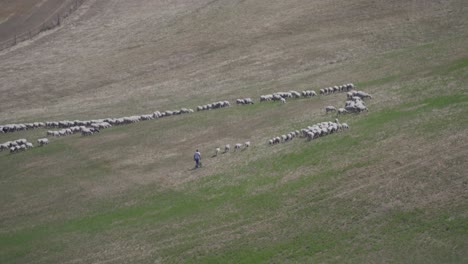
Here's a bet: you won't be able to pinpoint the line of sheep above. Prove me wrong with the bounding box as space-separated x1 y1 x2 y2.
1 82 358 136
319 83 355 95
236 98 254 105
325 90 373 114
259 91 303 103
47 126 103 137
259 83 354 104
196 101 231 111
0 122 45 133
0 107 196 135
1 82 359 136
0 138 48 153
214 141 251 156
268 119 349 145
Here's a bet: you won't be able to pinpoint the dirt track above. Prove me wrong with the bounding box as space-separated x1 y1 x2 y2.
0 0 75 44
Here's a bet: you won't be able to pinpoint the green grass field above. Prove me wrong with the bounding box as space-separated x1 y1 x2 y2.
0 0 467 263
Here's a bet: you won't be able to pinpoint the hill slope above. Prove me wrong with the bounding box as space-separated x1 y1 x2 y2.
0 0 467 263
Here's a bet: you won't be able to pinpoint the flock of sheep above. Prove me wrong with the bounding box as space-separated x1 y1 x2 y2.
213 141 251 156
236 98 254 105
0 138 48 153
257 83 355 105
268 119 349 145
319 83 355 95
0 107 198 154
0 82 373 158
196 101 230 111
0 107 197 135
325 89 373 114
260 91 303 103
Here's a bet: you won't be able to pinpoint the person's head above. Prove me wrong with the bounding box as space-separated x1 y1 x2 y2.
196 149 199 152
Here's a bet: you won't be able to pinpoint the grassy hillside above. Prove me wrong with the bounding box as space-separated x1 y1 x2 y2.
0 0 467 263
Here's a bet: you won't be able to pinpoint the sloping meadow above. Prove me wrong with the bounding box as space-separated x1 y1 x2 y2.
0 0 467 263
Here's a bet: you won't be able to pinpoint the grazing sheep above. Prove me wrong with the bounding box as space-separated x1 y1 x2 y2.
337 108 348 115
215 147 221 156
244 141 250 148
244 98 254 104
355 91 372 99
290 91 301 98
197 100 230 112
37 138 49 146
25 142 33 149
236 98 254 105
274 137 281 144
224 144 230 153
302 90 317 97
260 95 273 101
81 128 93 136
280 97 286 103
325 106 336 113
15 139 27 145
0 143 8 151
316 83 355 96
234 143 242 150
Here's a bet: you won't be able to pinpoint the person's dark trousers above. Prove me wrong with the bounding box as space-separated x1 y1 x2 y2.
195 159 199 168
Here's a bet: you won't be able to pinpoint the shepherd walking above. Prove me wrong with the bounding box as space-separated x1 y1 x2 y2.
194 149 201 168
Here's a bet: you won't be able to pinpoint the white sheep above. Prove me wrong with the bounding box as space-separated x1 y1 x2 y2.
81 128 93 136
215 147 221 156
244 141 250 148
224 144 230 153
234 143 242 150
337 108 348 115
0 143 10 151
280 98 286 104
356 91 372 99
244 98 254 104
16 139 27 145
325 106 336 113
37 138 49 146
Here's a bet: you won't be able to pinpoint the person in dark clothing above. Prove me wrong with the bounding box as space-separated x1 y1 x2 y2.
194 149 201 168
